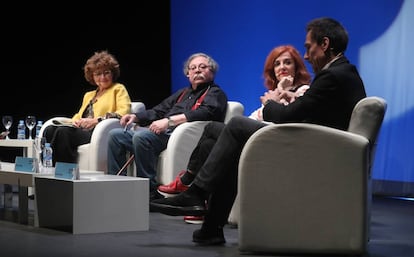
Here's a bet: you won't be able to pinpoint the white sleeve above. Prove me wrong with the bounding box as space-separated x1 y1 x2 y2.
248 105 264 121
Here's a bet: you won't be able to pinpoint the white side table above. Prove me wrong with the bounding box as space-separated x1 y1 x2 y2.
0 139 35 158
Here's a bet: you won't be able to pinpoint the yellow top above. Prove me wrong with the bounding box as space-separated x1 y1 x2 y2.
72 83 131 120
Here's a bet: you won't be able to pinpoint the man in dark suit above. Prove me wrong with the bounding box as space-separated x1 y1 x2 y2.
151 17 367 245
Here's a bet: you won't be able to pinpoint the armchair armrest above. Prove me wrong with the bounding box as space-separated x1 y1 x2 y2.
78 118 123 172
38 117 71 139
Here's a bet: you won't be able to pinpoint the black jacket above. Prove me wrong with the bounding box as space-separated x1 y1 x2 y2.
263 56 366 130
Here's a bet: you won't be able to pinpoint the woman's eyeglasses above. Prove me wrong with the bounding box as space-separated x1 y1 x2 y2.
93 70 112 77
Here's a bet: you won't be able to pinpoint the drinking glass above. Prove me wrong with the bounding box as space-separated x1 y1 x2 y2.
25 116 36 140
2 115 13 140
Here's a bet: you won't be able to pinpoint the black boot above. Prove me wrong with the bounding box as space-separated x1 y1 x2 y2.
192 223 225 245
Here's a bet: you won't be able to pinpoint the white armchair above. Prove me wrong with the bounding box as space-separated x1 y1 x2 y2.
156 101 245 185
39 102 145 173
78 102 145 172
237 96 387 255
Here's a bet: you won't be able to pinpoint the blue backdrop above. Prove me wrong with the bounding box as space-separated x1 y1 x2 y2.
170 0 413 196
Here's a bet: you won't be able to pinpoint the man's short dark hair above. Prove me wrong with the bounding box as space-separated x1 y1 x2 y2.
306 17 349 55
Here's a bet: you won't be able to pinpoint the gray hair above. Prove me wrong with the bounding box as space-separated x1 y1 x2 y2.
183 52 219 75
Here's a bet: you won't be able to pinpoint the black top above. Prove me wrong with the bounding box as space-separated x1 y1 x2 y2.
135 81 228 127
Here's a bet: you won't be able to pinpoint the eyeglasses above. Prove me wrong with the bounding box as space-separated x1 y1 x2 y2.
93 70 112 77
188 64 210 72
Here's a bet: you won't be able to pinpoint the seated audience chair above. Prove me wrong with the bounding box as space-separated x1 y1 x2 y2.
237 96 386 255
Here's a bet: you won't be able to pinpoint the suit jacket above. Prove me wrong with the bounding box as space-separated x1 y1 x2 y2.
263 56 366 130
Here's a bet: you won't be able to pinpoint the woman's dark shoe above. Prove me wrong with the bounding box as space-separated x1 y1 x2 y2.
192 226 225 245
150 190 207 216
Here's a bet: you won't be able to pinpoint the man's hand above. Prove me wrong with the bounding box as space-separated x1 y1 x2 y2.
260 88 299 106
149 118 169 134
260 89 284 104
120 114 137 127
278 90 297 105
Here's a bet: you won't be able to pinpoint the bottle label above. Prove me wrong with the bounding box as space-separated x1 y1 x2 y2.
17 122 26 140
43 146 53 167
35 121 43 138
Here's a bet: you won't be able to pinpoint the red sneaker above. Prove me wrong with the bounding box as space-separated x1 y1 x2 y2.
158 170 189 194
184 215 204 224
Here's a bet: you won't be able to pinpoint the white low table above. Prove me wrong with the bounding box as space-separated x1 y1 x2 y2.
0 139 36 206
35 174 149 234
0 162 105 226
0 162 38 225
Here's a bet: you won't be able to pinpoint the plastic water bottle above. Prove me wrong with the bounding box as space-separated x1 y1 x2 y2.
35 120 43 138
17 120 26 140
42 143 53 173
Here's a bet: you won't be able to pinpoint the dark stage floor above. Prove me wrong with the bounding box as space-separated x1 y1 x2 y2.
0 196 413 257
